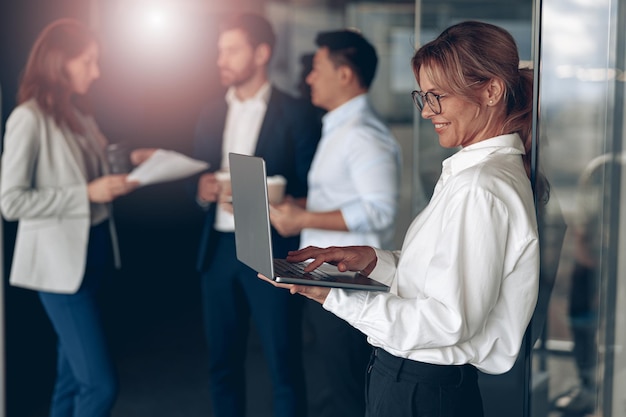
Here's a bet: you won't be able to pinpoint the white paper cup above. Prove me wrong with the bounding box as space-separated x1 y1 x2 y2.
267 175 287 204
215 170 231 201
215 170 231 187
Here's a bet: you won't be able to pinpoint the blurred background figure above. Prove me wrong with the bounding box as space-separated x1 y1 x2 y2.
553 154 625 417
296 52 326 125
190 12 321 417
0 18 148 417
270 29 401 417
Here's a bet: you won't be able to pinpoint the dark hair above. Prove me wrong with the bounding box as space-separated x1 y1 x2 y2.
17 18 98 134
314 29 378 89
411 21 534 177
219 13 276 55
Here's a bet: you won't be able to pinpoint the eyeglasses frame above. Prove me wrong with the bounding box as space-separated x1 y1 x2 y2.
411 80 486 115
411 90 447 114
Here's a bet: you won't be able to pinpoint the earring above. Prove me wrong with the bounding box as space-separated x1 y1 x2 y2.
489 100 493 104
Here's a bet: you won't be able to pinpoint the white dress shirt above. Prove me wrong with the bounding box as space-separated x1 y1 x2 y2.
301 94 401 249
323 134 540 374
215 83 270 232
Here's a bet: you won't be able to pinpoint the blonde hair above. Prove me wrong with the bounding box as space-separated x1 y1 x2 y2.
412 21 534 177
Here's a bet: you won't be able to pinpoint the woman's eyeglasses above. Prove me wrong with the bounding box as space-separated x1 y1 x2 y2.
411 80 484 115
411 91 446 114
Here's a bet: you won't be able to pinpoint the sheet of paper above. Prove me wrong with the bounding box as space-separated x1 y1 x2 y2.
127 149 209 186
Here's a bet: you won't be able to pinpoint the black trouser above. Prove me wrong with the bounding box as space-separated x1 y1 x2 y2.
569 262 598 387
365 348 483 417
305 300 371 417
200 232 306 417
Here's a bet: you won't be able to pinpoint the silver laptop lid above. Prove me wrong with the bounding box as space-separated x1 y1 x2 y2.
229 153 390 292
229 152 275 279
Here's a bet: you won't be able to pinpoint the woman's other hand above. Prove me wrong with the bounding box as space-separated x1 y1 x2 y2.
257 273 332 304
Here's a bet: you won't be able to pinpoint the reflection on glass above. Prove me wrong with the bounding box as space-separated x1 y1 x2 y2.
536 0 619 416
550 154 618 415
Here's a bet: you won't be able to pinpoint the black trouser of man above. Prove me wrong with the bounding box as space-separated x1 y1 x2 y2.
305 300 371 417
200 232 306 417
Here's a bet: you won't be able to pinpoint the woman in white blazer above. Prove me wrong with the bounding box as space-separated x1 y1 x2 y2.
0 19 145 417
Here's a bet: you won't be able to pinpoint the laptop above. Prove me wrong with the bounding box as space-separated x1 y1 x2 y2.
229 152 390 292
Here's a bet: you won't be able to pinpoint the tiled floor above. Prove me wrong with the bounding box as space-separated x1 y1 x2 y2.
22 278 327 417
109 305 324 417
111 313 213 417
28 310 589 417
19 273 590 417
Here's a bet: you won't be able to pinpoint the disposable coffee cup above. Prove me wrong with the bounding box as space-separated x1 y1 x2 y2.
215 170 232 201
215 170 231 188
267 175 287 204
106 143 132 174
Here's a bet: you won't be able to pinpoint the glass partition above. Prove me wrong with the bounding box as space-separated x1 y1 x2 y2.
534 0 626 416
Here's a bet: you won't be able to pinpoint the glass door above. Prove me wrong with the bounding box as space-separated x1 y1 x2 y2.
533 0 626 416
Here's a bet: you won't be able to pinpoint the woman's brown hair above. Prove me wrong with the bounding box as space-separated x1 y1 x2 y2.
17 18 98 134
411 21 534 177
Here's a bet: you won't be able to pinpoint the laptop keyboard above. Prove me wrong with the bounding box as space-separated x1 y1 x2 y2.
273 259 336 282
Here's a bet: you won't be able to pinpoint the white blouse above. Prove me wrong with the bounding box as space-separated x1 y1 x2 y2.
323 134 540 375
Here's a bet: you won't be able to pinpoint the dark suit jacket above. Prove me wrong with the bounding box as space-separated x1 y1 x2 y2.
192 86 321 271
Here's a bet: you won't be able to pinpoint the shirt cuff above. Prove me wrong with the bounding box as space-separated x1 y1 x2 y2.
323 288 369 325
367 248 397 286
340 200 369 232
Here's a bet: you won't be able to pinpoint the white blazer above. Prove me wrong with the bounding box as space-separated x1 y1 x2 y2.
0 100 120 294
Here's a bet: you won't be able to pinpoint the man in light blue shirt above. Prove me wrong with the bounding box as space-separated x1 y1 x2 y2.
270 29 401 417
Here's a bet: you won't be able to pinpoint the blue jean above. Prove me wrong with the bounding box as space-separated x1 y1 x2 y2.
38 222 118 417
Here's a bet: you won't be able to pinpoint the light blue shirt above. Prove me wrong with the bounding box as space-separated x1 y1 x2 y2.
301 94 401 250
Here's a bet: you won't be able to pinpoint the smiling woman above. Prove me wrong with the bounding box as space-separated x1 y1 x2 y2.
412 23 534 156
261 21 540 417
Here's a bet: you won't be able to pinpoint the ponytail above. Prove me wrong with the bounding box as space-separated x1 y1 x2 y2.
502 67 534 178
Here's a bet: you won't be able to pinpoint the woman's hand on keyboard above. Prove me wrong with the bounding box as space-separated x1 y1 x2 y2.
286 245 378 276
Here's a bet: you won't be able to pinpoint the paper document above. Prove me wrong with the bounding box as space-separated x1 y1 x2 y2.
127 149 209 186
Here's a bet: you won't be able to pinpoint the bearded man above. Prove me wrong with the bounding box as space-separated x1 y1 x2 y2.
191 12 321 417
